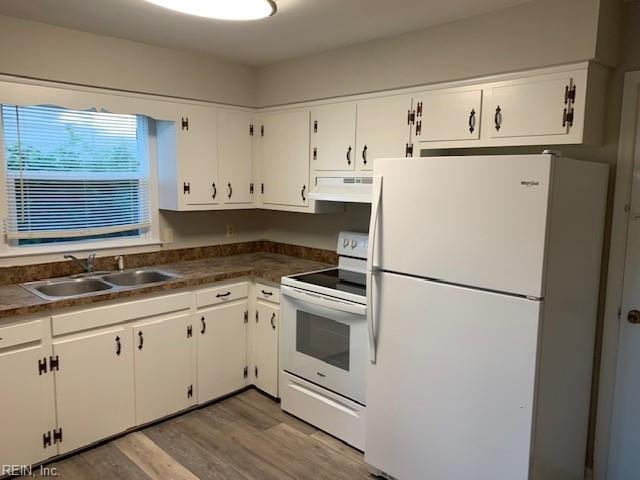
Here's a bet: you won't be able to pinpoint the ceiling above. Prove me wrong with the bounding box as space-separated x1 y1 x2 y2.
0 0 531 66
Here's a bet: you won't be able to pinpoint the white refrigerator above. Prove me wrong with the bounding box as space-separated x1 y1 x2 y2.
365 154 608 480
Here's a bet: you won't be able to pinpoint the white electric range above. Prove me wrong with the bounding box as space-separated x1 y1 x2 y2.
280 231 368 450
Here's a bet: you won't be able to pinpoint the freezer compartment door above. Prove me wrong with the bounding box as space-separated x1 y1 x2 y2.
365 272 540 480
373 154 552 297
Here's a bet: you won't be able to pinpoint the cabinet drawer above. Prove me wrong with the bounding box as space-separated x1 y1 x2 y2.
0 319 43 349
255 283 280 304
196 282 248 308
52 292 192 336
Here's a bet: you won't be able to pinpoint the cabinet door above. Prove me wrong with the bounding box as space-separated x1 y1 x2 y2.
0 345 56 466
133 313 194 424
355 95 412 171
310 103 356 171
254 301 279 397
180 105 219 206
218 110 254 205
414 89 482 143
487 75 572 139
259 110 310 207
197 301 248 403
54 327 134 454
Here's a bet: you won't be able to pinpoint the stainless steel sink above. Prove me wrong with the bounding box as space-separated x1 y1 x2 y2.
102 270 176 287
22 269 179 300
24 278 114 300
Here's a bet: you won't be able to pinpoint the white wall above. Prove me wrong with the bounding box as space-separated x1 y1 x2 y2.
0 14 257 107
159 210 268 250
256 0 604 107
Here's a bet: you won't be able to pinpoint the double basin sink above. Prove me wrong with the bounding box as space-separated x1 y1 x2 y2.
22 269 178 301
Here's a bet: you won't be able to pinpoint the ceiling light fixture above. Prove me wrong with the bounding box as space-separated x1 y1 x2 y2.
144 0 277 21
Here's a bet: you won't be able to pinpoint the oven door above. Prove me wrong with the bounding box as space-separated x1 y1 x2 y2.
281 285 368 405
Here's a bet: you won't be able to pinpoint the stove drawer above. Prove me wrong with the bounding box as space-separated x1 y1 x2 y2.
280 370 365 450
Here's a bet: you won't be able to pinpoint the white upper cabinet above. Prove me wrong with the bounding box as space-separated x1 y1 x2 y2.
480 66 605 147
488 76 571 139
310 103 357 171
258 109 310 207
218 110 254 205
355 94 413 171
413 89 482 143
157 104 220 210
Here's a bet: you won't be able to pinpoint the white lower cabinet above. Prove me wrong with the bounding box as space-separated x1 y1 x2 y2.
0 344 56 466
253 300 279 397
133 312 195 424
197 301 248 403
53 326 135 454
5 279 284 466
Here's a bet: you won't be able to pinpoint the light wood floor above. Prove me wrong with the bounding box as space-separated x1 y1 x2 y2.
31 389 372 479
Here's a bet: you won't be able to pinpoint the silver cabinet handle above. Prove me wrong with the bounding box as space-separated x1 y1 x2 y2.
367 175 383 364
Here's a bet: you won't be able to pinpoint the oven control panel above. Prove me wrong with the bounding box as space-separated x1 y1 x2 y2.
337 231 369 260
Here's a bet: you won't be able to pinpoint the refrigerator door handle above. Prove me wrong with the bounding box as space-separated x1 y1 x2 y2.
367 175 383 364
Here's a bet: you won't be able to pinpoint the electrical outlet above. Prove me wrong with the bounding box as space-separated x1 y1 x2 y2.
226 224 235 238
164 228 174 244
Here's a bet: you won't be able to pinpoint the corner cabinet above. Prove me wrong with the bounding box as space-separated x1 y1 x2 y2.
256 109 310 208
251 283 280 397
218 110 255 206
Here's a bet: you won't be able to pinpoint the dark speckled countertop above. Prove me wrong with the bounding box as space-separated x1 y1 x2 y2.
0 252 331 320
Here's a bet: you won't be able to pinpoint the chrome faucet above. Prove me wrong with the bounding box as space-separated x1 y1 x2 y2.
114 255 125 272
64 253 96 273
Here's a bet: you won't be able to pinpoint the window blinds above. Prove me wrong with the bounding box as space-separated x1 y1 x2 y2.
1 105 150 241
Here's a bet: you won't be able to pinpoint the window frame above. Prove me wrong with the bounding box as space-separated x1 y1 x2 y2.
0 105 160 259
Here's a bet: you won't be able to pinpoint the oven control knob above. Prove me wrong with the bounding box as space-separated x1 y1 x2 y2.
351 239 358 249
343 238 350 248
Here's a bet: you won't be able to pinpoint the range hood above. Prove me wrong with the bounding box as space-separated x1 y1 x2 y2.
308 177 373 203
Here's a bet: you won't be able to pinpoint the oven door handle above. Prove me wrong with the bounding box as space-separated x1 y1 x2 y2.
282 286 366 316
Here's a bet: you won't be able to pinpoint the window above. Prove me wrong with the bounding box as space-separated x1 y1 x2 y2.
1 105 151 248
